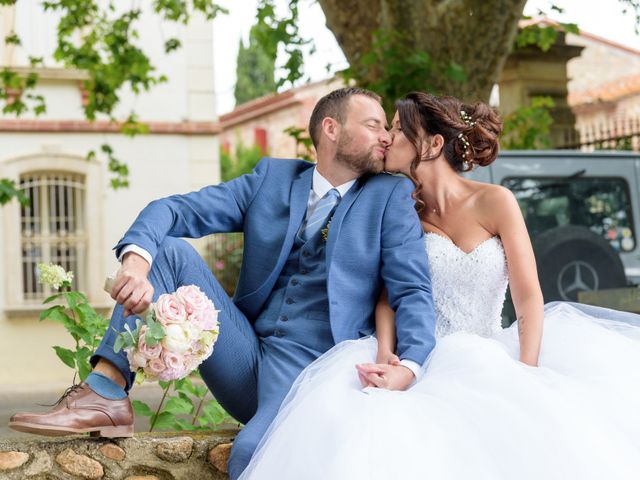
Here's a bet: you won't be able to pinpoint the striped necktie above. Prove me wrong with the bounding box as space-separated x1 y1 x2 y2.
302 188 341 240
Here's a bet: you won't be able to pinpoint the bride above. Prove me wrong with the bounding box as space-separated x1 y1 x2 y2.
239 92 640 480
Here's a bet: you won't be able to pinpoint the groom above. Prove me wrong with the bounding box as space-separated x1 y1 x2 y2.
10 87 436 478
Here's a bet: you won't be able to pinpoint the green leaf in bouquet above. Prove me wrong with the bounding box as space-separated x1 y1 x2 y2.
134 370 146 385
144 317 165 346
151 411 175 431
113 332 126 353
124 322 140 346
53 346 76 369
132 400 155 417
164 396 194 415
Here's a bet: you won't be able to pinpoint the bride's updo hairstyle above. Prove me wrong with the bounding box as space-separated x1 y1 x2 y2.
396 92 502 212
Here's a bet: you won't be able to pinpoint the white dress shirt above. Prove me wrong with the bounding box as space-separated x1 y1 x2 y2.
119 167 422 378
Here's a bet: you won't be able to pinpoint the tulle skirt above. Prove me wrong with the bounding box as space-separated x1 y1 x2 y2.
240 302 640 480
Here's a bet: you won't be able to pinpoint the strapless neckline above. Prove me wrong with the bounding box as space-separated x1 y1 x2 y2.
424 232 500 256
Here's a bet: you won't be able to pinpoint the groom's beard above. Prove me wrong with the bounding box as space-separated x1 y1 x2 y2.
335 132 385 175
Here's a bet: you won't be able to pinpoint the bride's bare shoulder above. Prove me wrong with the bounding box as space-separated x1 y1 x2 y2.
471 182 521 228
465 180 515 207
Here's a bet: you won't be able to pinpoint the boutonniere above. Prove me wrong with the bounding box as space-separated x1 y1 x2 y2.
321 216 334 242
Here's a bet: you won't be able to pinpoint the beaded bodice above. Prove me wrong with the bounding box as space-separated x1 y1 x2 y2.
425 233 508 338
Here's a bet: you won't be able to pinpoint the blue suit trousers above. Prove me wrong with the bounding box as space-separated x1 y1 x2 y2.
94 237 322 479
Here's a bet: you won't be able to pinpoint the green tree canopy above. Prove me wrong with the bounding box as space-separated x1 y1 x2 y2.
234 26 277 106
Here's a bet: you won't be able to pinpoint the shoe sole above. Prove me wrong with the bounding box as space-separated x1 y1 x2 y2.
8 421 134 438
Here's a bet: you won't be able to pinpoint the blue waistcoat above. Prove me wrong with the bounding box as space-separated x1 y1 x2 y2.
254 218 335 351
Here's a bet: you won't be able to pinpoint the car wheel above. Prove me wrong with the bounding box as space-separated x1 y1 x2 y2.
533 225 627 302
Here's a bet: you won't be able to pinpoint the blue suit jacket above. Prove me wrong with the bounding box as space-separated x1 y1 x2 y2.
114 158 436 365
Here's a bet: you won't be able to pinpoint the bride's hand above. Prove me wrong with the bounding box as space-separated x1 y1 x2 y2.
355 363 415 391
376 349 401 366
357 350 401 388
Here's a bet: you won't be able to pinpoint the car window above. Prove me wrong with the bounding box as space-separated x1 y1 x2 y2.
502 177 636 253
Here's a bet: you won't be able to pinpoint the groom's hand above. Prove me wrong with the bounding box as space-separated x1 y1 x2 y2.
355 363 415 391
112 252 153 317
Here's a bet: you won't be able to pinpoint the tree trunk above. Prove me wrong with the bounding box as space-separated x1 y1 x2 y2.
318 0 527 103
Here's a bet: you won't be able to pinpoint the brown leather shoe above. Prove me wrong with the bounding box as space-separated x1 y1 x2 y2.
8 382 133 437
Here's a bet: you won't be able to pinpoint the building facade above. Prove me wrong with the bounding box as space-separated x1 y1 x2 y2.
218 77 344 159
0 3 220 386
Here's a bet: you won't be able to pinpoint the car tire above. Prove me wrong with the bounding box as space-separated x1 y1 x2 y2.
533 225 627 302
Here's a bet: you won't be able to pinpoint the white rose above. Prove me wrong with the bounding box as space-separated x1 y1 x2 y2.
161 324 191 354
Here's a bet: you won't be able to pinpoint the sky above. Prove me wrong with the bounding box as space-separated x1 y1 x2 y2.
213 0 640 114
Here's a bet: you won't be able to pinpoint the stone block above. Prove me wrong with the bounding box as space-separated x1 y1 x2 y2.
154 436 194 462
208 443 232 473
99 443 126 461
0 451 29 470
56 448 104 479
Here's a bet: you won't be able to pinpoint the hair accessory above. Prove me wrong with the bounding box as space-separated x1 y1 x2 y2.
460 110 476 128
458 132 471 159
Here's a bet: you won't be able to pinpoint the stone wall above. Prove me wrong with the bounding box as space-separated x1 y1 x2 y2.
0 430 237 479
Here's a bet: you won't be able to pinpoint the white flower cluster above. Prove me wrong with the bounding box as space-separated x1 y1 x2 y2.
37 263 74 290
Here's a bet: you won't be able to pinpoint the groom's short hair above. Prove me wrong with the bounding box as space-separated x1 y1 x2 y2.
309 87 382 149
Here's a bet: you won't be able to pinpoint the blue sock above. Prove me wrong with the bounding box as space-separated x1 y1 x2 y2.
85 372 127 400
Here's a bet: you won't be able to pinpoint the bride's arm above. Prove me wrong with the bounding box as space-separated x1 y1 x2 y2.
375 288 400 364
483 186 544 366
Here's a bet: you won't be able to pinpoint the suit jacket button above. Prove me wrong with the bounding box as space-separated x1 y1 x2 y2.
286 298 295 305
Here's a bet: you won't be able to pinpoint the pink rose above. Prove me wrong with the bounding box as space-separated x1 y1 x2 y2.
155 293 186 325
161 349 184 370
146 358 166 376
127 349 148 371
184 354 203 372
188 305 219 331
175 285 210 315
157 364 189 381
157 349 189 381
138 326 162 360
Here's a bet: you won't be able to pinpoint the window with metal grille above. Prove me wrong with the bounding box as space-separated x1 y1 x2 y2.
19 172 86 302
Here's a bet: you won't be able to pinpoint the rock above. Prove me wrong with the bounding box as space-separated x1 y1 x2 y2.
23 451 52 476
56 448 104 479
99 443 126 461
208 443 232 473
124 476 160 480
155 436 193 462
0 451 29 470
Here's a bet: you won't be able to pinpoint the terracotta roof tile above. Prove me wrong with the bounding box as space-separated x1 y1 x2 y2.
569 74 640 105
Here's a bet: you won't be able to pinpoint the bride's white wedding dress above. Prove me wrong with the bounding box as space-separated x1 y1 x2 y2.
240 233 640 480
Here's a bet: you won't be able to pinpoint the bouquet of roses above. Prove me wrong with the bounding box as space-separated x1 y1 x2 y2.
106 277 220 383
